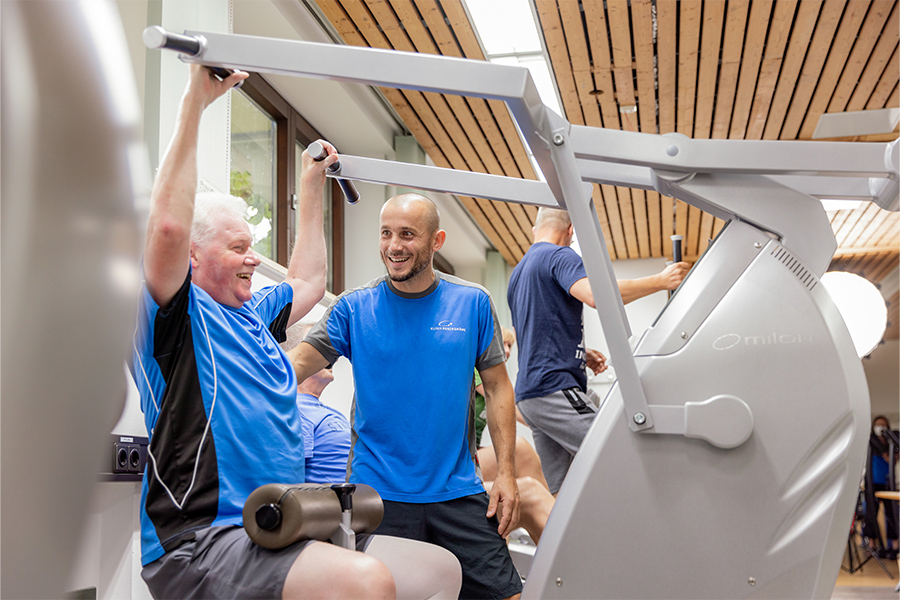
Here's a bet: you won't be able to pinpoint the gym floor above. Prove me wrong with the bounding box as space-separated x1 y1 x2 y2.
832 537 899 599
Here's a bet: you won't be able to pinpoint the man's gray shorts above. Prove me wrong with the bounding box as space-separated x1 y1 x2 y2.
141 525 371 599
517 387 603 494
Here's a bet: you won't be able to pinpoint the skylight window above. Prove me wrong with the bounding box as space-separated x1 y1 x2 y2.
464 0 563 179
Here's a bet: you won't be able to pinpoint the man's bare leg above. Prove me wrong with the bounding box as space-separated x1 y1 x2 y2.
485 477 554 544
479 437 550 491
283 542 395 599
364 535 462 599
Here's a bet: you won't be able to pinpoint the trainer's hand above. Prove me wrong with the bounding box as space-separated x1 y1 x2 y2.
486 472 520 538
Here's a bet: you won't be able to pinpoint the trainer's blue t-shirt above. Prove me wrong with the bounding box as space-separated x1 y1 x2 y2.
305 271 506 503
297 392 351 484
507 242 588 401
132 273 303 566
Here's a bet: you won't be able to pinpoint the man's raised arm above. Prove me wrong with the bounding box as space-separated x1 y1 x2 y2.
285 142 340 325
143 65 247 308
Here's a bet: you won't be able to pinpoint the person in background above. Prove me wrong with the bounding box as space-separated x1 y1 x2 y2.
282 322 351 484
508 207 690 497
865 415 899 559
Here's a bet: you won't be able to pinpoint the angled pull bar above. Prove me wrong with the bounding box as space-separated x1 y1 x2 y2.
327 155 560 208
145 27 564 205
142 26 243 87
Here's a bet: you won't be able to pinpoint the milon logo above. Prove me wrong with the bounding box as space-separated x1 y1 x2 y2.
432 320 466 332
713 332 813 351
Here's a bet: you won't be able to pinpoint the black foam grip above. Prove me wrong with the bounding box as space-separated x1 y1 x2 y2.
671 235 683 263
307 142 360 204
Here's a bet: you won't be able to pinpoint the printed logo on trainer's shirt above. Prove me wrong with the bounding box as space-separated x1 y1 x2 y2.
432 319 466 332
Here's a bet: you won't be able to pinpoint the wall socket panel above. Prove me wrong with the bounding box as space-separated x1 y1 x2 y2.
111 434 149 474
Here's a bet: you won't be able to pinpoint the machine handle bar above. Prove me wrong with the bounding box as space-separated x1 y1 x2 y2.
142 26 242 88
308 142 360 205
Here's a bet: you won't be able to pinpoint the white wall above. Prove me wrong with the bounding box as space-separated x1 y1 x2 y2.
864 339 900 424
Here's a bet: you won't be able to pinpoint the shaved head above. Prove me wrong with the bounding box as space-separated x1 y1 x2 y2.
534 207 571 232
381 193 441 235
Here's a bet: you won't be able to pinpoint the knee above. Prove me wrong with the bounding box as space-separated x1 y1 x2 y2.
352 554 396 599
431 546 463 599
514 438 542 470
518 476 553 508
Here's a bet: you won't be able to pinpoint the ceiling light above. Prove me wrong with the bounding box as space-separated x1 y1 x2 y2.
812 108 900 139
820 271 888 358
820 199 864 211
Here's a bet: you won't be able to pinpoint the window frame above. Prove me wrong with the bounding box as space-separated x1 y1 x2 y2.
237 73 344 293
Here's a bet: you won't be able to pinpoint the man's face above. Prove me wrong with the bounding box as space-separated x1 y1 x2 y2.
191 215 260 308
379 202 438 287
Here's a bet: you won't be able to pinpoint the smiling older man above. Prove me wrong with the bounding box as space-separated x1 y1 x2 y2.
132 66 463 600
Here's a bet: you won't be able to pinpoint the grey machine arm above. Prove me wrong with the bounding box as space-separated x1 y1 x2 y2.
147 27 898 599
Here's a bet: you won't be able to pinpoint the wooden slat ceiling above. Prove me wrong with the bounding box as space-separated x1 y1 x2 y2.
313 0 899 293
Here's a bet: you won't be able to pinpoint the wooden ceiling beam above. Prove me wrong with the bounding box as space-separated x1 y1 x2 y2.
826 0 895 114
712 0 750 140
867 45 900 109
780 0 848 140
745 0 798 141
798 0 872 138
847 2 900 112
762 0 822 140
730 0 774 139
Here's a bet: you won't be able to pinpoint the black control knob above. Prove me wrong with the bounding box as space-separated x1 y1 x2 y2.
331 483 357 512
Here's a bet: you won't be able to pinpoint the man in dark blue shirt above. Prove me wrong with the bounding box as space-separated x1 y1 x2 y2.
508 208 689 495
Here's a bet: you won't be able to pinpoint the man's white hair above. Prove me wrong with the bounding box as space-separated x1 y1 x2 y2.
534 207 571 231
192 192 248 247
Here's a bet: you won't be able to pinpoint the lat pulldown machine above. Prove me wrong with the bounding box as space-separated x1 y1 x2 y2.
147 26 898 599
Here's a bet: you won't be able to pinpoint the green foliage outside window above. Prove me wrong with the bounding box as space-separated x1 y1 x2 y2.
230 169 273 259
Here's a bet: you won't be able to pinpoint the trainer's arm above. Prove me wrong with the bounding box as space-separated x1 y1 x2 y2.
480 362 520 538
569 261 690 308
285 142 340 325
144 64 248 308
288 341 331 386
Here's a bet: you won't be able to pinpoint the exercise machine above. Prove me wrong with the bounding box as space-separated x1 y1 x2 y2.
147 27 898 598
2 2 143 598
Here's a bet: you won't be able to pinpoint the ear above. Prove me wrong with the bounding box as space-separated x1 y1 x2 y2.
189 242 200 269
568 223 574 237
433 229 447 252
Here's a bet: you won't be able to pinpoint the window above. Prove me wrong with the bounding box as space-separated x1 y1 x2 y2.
295 142 343 293
230 74 344 293
230 91 276 260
